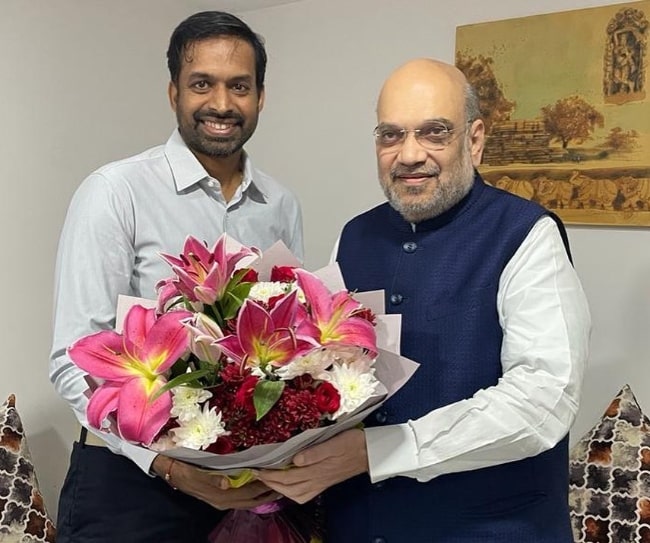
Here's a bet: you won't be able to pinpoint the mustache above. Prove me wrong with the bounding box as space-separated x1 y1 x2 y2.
194 110 244 124
391 166 440 179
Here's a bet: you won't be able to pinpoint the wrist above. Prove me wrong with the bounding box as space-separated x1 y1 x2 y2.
164 458 178 490
152 455 179 490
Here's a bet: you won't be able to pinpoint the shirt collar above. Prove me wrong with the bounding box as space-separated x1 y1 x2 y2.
164 129 267 200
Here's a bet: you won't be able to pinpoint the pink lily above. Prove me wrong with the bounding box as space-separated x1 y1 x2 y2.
156 277 182 313
294 269 378 356
183 312 224 364
216 291 318 370
158 235 260 306
68 305 192 445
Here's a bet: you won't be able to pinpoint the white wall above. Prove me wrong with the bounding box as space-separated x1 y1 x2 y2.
2 0 646 519
0 0 216 516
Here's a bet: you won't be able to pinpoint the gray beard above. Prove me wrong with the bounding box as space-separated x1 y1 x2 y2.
383 153 475 223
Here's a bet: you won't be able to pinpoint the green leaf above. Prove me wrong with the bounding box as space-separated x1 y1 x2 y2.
196 359 222 386
169 358 190 378
253 380 285 421
220 282 253 320
151 369 213 400
204 304 225 329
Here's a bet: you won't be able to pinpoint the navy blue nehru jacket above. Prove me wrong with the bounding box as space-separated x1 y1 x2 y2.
324 174 573 543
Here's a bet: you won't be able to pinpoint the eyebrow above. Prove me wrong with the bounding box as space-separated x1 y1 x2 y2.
377 117 455 127
185 72 254 83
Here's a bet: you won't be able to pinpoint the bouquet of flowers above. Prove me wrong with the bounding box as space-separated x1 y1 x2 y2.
68 234 417 542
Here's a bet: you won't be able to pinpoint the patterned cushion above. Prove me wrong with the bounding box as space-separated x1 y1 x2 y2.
569 385 650 543
0 395 56 542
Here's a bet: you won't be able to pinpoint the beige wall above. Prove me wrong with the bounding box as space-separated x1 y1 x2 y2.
1 0 645 517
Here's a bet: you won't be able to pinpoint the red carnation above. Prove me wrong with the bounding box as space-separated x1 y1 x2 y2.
293 374 314 390
264 294 283 311
314 382 341 414
207 435 236 454
234 375 258 416
220 363 247 384
239 268 259 283
270 265 297 283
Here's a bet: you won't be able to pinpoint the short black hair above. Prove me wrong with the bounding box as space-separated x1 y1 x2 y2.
167 11 267 90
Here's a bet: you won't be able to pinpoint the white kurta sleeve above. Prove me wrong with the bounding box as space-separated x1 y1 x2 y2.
365 216 591 483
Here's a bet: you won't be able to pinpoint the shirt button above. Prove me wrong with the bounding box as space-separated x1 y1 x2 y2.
374 410 388 424
402 241 417 253
207 180 215 188
389 294 403 305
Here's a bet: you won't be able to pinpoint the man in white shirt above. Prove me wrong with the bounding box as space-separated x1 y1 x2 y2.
258 58 591 542
50 11 302 542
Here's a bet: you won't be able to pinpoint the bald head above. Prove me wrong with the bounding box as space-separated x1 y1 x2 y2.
373 58 485 223
377 58 475 126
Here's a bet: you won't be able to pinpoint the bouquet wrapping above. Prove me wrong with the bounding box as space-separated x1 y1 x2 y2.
69 234 418 542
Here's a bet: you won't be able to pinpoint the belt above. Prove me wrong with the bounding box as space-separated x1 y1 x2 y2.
79 424 108 447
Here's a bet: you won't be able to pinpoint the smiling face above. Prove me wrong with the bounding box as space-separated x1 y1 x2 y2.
169 36 265 162
376 59 484 223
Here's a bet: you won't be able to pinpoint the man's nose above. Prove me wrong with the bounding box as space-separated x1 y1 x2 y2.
397 132 428 165
208 85 232 112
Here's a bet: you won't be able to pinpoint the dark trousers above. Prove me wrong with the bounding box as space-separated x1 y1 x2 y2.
56 441 225 543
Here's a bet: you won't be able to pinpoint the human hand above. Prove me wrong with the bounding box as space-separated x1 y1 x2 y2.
152 455 280 510
255 429 369 504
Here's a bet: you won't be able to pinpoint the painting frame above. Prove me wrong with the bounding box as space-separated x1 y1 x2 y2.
456 1 650 226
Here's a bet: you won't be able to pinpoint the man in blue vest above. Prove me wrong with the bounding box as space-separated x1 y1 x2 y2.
258 58 591 542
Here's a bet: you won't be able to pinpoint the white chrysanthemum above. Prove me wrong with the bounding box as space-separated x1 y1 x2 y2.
248 362 277 378
275 348 336 380
170 404 228 450
324 361 380 419
171 386 213 422
248 281 291 304
275 346 374 381
328 346 374 369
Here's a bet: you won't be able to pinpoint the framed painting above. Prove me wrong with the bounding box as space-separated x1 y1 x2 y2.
456 1 650 226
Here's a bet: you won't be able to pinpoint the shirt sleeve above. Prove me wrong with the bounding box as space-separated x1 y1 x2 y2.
364 215 591 483
49 173 157 473
329 236 340 265
287 197 305 264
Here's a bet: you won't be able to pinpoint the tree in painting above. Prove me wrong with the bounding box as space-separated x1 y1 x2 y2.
603 126 640 153
541 95 604 149
456 52 515 135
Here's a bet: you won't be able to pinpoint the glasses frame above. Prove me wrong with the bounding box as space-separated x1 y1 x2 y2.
373 119 475 152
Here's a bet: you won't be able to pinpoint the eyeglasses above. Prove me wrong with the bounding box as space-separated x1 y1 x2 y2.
373 120 472 151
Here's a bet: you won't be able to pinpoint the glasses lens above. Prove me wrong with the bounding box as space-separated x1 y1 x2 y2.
417 122 454 149
374 125 405 148
374 122 462 150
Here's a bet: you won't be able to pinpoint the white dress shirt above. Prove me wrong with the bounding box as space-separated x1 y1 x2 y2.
335 216 591 483
50 130 303 473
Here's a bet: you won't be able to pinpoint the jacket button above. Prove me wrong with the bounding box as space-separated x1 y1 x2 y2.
374 411 388 424
389 293 403 305
372 537 387 543
402 241 417 253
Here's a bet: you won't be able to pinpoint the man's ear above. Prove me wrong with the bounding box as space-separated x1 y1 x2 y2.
168 81 178 112
257 86 265 113
469 119 486 167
